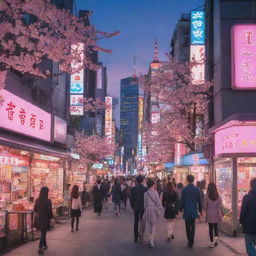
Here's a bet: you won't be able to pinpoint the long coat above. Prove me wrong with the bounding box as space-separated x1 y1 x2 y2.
240 189 256 235
162 191 178 219
130 184 148 211
143 189 164 225
34 198 53 230
204 194 223 224
180 183 202 220
93 185 103 213
111 182 121 205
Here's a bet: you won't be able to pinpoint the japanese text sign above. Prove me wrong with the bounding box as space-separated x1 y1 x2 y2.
215 125 256 155
138 97 144 130
232 24 256 89
105 97 112 143
190 45 205 84
0 89 51 142
191 11 205 45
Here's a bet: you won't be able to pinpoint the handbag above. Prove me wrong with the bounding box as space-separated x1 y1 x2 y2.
146 192 164 218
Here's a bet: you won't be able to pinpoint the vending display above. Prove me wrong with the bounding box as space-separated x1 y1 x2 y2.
11 166 28 202
237 158 256 214
0 165 11 203
215 159 232 222
31 156 64 207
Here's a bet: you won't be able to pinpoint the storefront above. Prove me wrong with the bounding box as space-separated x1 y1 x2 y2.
173 166 189 185
212 116 256 236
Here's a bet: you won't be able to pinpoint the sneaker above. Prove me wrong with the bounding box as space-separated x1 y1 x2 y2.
214 237 218 246
138 235 144 243
38 249 44 255
134 237 138 243
208 242 215 248
149 242 154 248
42 246 48 250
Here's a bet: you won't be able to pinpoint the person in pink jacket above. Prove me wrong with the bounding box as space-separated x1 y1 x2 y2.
204 183 223 248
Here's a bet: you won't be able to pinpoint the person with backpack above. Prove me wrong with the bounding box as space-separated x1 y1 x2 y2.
70 185 82 232
204 183 223 248
240 178 256 256
180 175 202 248
34 187 54 256
162 182 179 240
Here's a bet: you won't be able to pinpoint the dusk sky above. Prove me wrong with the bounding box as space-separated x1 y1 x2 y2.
76 0 204 126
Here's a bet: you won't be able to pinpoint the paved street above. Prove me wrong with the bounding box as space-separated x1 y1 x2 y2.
3 204 246 256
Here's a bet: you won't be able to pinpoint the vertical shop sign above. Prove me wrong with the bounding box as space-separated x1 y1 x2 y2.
190 45 205 84
70 43 84 115
105 97 113 144
232 24 256 89
191 11 205 45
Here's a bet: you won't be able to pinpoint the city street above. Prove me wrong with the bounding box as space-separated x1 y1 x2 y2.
3 205 246 256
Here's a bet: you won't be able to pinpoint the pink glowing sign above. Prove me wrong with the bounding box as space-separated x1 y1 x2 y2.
232 24 256 89
0 89 51 142
215 125 256 155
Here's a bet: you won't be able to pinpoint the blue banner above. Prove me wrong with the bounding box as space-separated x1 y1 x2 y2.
191 11 205 45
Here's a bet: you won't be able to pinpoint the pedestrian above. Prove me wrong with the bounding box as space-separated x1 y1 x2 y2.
34 186 54 256
130 175 148 243
143 178 164 248
196 181 205 223
101 179 110 209
156 179 163 197
70 185 82 232
162 182 179 240
204 183 223 248
240 178 256 256
112 178 122 215
121 178 128 209
180 175 202 248
93 179 104 216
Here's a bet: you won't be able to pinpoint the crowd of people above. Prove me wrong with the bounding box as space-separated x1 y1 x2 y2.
33 174 256 256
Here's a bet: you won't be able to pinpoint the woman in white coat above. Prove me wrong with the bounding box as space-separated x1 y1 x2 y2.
143 179 164 248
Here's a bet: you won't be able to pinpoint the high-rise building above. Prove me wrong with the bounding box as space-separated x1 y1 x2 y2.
120 77 139 170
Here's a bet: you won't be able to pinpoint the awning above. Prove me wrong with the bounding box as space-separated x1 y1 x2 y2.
0 132 69 158
181 152 209 166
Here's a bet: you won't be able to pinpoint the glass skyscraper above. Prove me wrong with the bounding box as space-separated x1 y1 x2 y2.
120 77 139 169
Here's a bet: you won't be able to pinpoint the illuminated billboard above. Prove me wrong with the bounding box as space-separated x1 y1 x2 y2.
232 24 256 89
191 11 205 45
105 97 113 143
190 45 205 85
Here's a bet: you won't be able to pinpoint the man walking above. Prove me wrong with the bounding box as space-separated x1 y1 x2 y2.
240 178 256 256
130 175 147 243
180 175 202 248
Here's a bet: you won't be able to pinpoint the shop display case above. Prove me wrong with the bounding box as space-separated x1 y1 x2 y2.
215 158 233 224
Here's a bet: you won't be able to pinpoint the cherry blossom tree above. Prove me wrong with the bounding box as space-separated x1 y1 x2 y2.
74 133 116 164
141 56 212 157
0 0 118 89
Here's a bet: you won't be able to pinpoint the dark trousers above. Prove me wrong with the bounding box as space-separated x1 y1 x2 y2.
39 229 47 249
134 210 144 238
185 219 195 245
208 223 218 242
71 216 79 230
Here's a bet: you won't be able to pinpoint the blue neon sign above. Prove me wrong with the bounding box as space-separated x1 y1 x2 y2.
191 11 205 45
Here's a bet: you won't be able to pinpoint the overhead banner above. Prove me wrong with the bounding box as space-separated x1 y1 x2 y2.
0 89 51 142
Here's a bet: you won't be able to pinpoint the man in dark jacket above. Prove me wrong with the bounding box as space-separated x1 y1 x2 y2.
240 178 256 256
130 175 147 243
180 175 202 248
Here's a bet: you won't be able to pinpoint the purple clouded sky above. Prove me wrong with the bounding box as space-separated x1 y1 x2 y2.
76 0 204 126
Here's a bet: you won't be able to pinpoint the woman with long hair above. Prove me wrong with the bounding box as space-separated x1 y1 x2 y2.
34 186 53 256
70 185 82 232
162 182 178 240
204 182 223 248
143 179 164 248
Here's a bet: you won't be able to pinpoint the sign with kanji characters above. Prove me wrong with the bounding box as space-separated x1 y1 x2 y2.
138 97 144 130
105 97 112 143
191 11 205 45
232 24 256 89
0 89 51 142
215 125 256 155
70 95 83 106
151 111 160 124
70 106 84 116
190 45 205 84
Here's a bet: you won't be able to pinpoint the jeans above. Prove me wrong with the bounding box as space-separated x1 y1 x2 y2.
208 223 218 242
245 234 256 256
134 210 145 239
185 219 195 245
39 229 47 249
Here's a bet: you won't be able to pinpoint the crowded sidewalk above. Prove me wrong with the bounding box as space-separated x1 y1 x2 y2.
3 205 246 256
